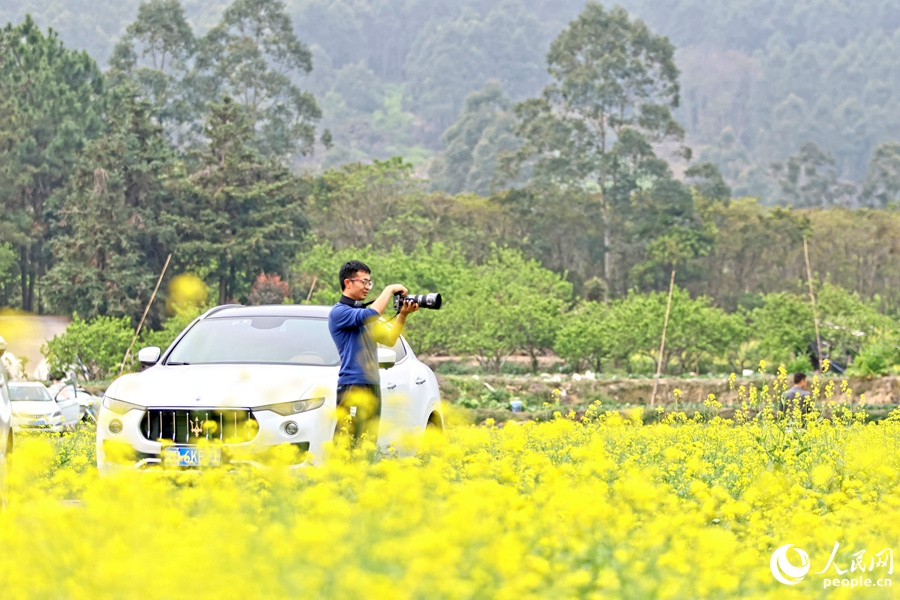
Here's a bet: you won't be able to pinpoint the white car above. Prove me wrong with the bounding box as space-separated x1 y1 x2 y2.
53 384 102 421
96 304 444 472
0 335 13 478
9 382 81 432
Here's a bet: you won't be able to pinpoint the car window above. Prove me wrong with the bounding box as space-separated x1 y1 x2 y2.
9 385 53 401
166 317 341 366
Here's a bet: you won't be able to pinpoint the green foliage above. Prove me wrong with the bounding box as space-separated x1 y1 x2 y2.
847 340 898 378
44 86 179 323
296 243 571 370
175 97 308 304
307 156 422 249
785 354 814 375
428 83 519 196
751 292 814 362
771 142 857 207
435 247 572 371
751 284 890 365
108 0 196 141
42 314 134 380
861 141 900 208
501 2 686 292
195 0 323 158
0 242 16 307
607 287 748 374
403 5 544 131
0 16 104 312
554 301 609 372
12 0 900 196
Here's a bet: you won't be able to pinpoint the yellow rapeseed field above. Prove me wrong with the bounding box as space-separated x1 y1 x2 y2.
1 370 898 599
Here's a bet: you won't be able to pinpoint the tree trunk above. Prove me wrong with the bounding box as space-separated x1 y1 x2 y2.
803 237 823 371
19 246 29 312
601 192 611 303
650 267 676 407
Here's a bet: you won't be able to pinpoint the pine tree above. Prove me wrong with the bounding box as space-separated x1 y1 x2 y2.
176 97 307 304
0 17 104 312
45 84 180 323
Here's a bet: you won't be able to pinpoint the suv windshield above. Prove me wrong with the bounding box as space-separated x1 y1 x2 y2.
166 317 341 366
10 386 53 401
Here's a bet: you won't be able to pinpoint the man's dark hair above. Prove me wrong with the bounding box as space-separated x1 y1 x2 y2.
794 372 807 385
339 260 371 290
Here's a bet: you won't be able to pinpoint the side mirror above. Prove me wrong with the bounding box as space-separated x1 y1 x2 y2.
377 348 397 369
137 346 161 367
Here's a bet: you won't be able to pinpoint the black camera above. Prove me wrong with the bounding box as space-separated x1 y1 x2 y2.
393 292 442 311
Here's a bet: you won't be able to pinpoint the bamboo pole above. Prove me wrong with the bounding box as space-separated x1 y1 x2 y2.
650 267 676 407
119 254 172 375
305 276 318 303
803 237 823 371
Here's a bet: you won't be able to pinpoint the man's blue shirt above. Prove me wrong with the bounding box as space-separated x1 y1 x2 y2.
329 299 380 386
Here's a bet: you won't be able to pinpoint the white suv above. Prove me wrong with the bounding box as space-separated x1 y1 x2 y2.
96 305 443 472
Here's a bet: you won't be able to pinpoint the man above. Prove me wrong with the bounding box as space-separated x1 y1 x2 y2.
780 372 812 420
328 260 417 443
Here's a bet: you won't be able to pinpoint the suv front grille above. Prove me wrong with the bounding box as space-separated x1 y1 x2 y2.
140 409 258 444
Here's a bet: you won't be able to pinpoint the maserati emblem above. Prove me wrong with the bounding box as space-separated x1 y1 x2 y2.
189 418 203 437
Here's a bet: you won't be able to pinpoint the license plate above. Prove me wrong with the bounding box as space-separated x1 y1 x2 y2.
164 446 222 467
31 419 46 426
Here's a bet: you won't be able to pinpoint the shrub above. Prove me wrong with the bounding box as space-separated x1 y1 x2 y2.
43 314 134 380
847 341 897 377
247 273 290 305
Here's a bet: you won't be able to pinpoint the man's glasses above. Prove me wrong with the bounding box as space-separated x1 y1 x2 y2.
349 278 374 288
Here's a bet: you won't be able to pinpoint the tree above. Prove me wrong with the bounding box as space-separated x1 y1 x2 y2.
44 86 179 323
307 157 423 249
751 292 814 363
554 300 610 372
0 242 17 308
770 142 857 207
429 82 519 196
501 2 685 297
607 287 747 374
403 5 545 136
436 247 572 371
176 97 307 304
108 0 196 141
861 141 900 208
247 272 290 305
42 314 134 380
685 162 732 202
0 17 104 312
195 0 325 158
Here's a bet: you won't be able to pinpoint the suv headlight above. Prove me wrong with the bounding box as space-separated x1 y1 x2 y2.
256 398 325 416
102 396 143 415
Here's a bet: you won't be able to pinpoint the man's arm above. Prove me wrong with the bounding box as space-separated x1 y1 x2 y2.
373 302 418 346
369 284 408 316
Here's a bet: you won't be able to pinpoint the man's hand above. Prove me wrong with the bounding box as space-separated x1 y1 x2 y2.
399 298 419 316
370 284 408 316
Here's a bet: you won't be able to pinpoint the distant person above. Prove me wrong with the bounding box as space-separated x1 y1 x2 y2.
328 260 418 444
780 372 812 420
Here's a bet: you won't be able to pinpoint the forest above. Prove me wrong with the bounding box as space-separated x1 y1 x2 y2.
3 0 900 376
